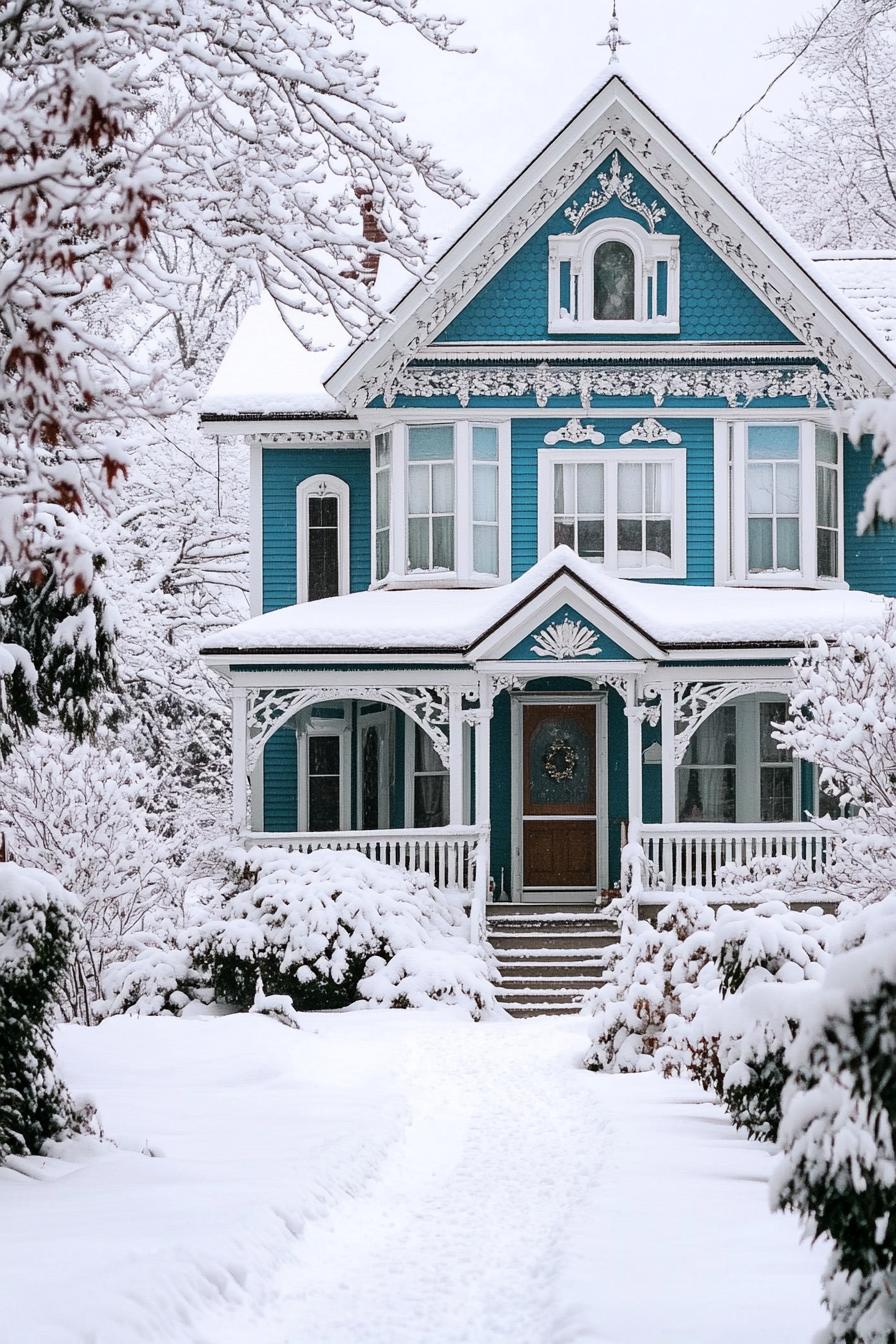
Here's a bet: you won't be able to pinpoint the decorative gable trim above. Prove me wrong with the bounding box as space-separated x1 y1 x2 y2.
619 418 683 445
543 419 606 446
326 76 896 410
564 150 666 233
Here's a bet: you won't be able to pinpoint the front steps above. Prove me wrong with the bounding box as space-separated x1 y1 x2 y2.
487 904 617 1019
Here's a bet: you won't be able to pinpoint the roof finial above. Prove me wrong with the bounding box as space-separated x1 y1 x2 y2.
599 0 630 65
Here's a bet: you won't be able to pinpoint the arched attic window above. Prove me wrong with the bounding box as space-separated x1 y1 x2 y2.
297 475 350 603
593 240 636 321
548 216 680 334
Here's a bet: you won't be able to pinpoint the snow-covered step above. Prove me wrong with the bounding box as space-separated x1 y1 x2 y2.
490 931 618 953
501 1001 584 1018
487 905 617 1018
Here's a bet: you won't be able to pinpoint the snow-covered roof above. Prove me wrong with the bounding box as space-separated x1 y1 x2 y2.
201 546 887 658
812 252 896 352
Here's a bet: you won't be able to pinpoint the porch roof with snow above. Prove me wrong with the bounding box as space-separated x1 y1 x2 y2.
200 71 896 428
201 546 887 663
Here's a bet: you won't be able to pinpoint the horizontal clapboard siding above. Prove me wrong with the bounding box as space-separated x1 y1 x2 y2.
510 417 714 584
843 439 896 597
262 447 371 613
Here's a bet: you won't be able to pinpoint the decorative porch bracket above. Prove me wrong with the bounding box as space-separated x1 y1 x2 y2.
665 679 795 764
245 684 459 772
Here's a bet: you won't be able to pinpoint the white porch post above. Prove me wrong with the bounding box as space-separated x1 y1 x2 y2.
448 689 464 826
624 685 643 825
660 684 676 825
471 676 494 945
231 686 249 832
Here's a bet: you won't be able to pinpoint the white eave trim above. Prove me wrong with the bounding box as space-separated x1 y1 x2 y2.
198 417 362 439
418 342 814 363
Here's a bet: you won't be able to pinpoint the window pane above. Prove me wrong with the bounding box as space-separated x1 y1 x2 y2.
472 426 499 461
618 462 642 513
748 425 800 459
309 735 340 775
679 768 737 822
309 776 341 832
408 425 454 461
415 728 442 772
645 463 672 513
472 464 497 522
376 530 389 581
578 518 605 561
645 518 673 564
761 767 794 823
473 524 499 575
577 463 604 514
308 523 339 602
617 517 643 558
816 428 838 464
817 528 837 579
554 463 575 515
361 729 381 831
414 774 448 828
747 464 774 513
432 463 455 514
683 706 737 767
776 517 800 570
375 432 391 468
407 464 429 514
817 466 837 528
408 517 429 570
593 240 636 321
554 518 575 549
748 517 773 571
760 702 789 762
776 463 800 514
432 515 454 569
376 470 390 529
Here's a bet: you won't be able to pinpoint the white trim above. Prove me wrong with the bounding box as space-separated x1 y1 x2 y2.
360 406 845 425
537 446 687 578
548 215 680 334
296 474 350 604
199 418 363 438
298 712 352 832
416 342 813 363
712 421 730 586
249 442 263 616
327 76 896 408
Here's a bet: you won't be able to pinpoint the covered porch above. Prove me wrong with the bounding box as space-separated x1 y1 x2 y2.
201 549 872 930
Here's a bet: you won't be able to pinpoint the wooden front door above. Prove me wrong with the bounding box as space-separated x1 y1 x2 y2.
522 702 598 894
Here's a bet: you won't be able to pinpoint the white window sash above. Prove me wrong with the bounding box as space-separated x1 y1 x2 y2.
537 446 687 578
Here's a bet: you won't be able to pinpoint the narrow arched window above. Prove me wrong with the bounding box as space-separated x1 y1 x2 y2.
297 476 350 603
593 240 636 321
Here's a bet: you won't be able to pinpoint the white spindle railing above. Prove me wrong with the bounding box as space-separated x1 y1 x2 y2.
241 826 481 892
640 823 831 892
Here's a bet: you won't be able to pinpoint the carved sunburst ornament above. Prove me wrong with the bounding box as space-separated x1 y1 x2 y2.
564 151 666 234
531 619 601 660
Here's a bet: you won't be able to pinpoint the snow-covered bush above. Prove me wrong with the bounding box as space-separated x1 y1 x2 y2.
186 847 497 1018
773 929 896 1344
716 853 820 900
0 729 182 1021
583 897 716 1074
679 902 832 1141
0 865 83 1160
94 942 212 1019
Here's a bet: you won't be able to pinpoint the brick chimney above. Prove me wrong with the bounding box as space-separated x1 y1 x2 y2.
342 185 385 287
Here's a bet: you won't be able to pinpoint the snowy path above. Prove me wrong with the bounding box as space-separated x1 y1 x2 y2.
1 1011 826 1344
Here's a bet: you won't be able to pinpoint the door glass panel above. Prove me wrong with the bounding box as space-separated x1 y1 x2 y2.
527 715 594 811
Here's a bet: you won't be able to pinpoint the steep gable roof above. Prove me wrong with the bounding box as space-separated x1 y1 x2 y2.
325 69 896 410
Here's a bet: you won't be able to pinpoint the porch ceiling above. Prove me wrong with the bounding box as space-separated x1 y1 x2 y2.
201 546 887 664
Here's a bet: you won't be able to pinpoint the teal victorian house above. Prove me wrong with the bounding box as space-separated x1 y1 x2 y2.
200 72 896 936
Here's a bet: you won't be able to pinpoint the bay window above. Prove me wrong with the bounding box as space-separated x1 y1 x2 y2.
538 448 686 577
719 421 843 586
370 421 510 586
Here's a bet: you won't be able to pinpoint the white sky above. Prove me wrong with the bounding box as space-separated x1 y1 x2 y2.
365 0 819 240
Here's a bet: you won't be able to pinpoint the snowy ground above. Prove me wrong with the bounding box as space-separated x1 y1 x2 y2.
1 1010 825 1344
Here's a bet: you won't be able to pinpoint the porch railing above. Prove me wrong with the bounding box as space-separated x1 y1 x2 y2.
240 826 481 891
639 822 832 892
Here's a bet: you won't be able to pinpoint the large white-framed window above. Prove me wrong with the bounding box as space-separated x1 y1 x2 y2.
537 447 687 578
717 420 844 587
298 713 352 832
677 694 799 824
369 420 511 587
296 475 350 603
548 217 680 334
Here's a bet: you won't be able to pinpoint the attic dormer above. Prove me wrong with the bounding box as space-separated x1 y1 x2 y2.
548 156 680 334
